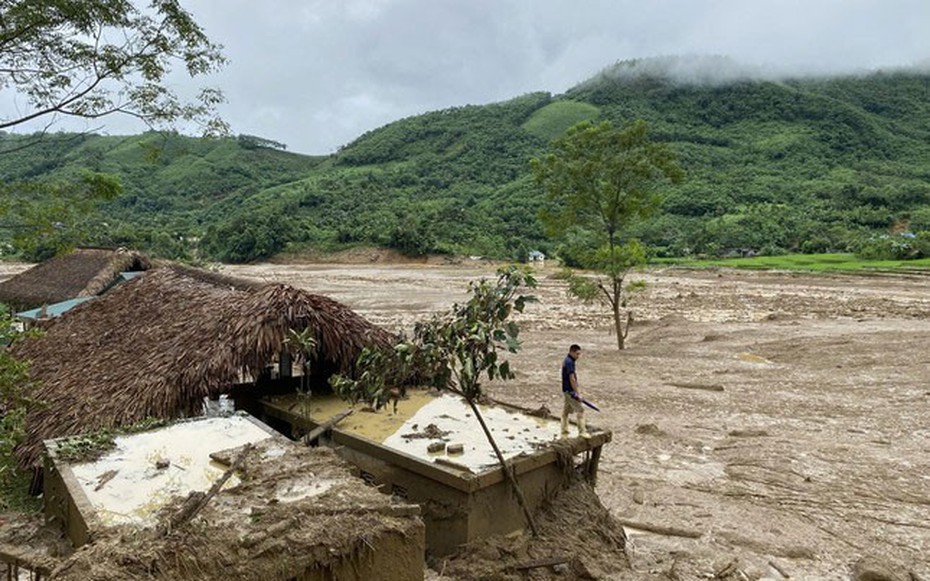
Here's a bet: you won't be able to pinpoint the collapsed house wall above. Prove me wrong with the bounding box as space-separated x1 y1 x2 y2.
334 438 593 557
43 451 95 548
43 415 427 581
44 414 278 547
299 527 425 581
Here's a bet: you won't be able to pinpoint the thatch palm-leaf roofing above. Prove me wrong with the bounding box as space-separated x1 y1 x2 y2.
12 263 395 466
0 247 150 311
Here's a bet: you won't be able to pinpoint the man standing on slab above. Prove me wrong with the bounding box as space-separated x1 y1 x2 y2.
561 344 589 438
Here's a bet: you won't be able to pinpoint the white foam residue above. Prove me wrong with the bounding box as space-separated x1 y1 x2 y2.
274 479 336 503
261 444 288 459
381 394 564 473
70 415 272 527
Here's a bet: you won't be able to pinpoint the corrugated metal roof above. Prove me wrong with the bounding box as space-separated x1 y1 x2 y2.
17 296 95 320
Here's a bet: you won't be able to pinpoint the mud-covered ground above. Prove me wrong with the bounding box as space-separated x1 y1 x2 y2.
2 257 928 579
222 260 930 580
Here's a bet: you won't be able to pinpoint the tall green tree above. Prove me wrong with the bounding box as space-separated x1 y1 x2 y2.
532 120 683 349
0 0 227 141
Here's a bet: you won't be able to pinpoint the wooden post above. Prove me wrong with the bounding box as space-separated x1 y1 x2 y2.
158 443 253 536
586 446 602 486
302 409 354 446
467 399 539 536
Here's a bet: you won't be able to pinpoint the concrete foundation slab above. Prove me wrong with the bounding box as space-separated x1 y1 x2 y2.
249 391 611 557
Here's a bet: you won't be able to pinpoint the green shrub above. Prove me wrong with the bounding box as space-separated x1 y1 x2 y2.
201 209 294 263
385 211 438 257
854 233 921 260
0 306 42 509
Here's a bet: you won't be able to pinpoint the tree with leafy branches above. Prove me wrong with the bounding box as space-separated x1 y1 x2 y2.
0 0 227 141
2 171 122 260
532 120 684 349
331 265 541 535
0 0 227 259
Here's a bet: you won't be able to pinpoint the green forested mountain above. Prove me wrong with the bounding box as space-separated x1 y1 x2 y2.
0 132 326 259
3 58 930 262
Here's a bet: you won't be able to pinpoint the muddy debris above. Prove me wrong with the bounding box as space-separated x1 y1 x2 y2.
213 263 930 579
402 422 451 440
727 429 770 438
669 381 725 392
525 405 551 418
430 477 629 580
48 442 425 581
635 424 664 436
852 555 914 581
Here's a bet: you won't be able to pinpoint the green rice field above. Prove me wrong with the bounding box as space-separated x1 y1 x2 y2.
655 253 930 274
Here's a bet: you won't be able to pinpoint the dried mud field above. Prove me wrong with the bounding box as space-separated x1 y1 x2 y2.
224 261 930 580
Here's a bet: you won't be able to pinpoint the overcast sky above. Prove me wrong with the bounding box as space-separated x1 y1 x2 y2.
8 0 930 154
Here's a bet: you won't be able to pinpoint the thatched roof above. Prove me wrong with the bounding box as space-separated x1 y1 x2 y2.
12 263 395 466
0 247 150 311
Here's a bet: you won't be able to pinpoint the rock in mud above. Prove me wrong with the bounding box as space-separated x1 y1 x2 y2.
852 555 911 581
635 423 664 436
727 429 769 438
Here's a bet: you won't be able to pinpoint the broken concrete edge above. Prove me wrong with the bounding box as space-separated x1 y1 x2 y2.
42 443 96 547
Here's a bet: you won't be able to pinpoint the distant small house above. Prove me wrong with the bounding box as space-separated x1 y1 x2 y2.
0 247 150 312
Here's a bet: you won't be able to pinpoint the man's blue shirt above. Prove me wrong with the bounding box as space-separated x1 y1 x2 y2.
561 354 576 393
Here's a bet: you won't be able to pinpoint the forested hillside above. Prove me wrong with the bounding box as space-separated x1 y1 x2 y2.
0 132 325 259
2 58 929 263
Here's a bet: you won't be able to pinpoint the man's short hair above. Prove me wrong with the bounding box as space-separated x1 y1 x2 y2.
569 344 581 353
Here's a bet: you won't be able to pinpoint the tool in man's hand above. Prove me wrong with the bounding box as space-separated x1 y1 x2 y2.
572 392 600 411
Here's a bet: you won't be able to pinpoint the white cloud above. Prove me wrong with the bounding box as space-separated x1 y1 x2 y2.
2 0 928 154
